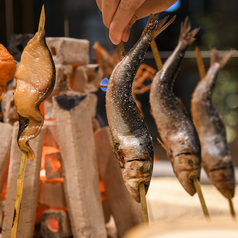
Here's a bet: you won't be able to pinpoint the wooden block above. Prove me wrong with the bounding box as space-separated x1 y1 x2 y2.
94 127 143 237
38 180 66 208
92 118 101 132
44 100 54 120
1 89 19 125
45 152 62 179
53 64 73 92
43 120 59 148
41 209 72 238
53 93 107 238
69 65 87 92
84 64 103 93
46 37 89 65
0 201 4 230
2 121 44 238
0 123 12 197
70 64 103 93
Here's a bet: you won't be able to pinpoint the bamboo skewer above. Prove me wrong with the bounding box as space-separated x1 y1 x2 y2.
195 47 206 79
10 152 27 238
10 6 45 238
193 177 210 219
150 39 163 71
118 41 125 60
226 189 236 220
139 183 149 223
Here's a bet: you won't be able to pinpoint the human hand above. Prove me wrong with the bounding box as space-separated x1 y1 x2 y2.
96 0 177 45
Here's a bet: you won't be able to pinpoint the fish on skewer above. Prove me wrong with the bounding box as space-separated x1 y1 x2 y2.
106 14 175 202
0 44 16 100
13 10 55 161
150 17 200 195
191 49 235 198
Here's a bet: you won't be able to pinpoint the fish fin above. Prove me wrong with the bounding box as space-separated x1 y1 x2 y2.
179 16 200 45
142 14 176 40
210 48 235 69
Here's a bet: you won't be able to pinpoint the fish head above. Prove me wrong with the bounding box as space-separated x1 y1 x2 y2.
121 155 153 203
204 155 235 198
172 151 201 196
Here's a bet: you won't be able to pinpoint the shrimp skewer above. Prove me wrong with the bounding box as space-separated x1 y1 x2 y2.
191 49 236 218
106 14 175 203
150 17 201 195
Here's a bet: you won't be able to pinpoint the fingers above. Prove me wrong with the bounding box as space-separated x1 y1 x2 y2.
102 0 120 28
97 0 178 45
109 0 145 45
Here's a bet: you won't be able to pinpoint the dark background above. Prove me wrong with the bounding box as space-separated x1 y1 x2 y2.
1 0 238 164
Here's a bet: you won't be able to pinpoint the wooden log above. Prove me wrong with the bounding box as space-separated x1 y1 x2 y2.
46 37 89 65
45 152 62 179
53 93 107 238
0 122 12 198
0 200 4 230
53 64 72 92
1 89 19 125
94 126 143 237
92 117 101 132
38 179 66 208
43 120 59 148
2 121 44 238
70 64 103 93
41 209 72 238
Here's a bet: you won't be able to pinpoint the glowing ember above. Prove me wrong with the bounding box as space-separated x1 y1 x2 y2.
47 218 59 232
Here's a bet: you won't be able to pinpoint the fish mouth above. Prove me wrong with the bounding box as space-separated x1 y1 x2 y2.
173 153 201 196
121 159 152 202
207 168 235 198
176 170 199 196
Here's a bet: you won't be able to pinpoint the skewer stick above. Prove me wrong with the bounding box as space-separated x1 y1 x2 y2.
193 177 210 219
139 183 149 223
195 46 206 79
118 41 125 60
10 6 45 238
226 189 236 220
38 5 45 34
10 152 27 238
150 40 163 70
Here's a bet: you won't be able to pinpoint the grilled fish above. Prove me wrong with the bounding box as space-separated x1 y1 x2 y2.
14 30 55 161
0 44 16 100
150 17 200 196
191 49 235 198
106 15 175 202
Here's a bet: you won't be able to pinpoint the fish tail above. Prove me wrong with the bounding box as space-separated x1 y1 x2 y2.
179 17 200 45
17 110 43 161
210 48 235 69
142 14 176 40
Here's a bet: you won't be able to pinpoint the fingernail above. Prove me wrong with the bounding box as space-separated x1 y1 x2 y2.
110 34 120 45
